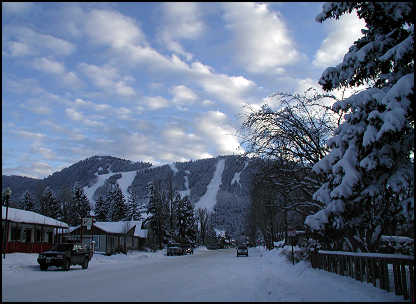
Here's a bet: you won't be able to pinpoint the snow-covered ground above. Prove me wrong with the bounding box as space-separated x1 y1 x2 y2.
195 158 225 212
179 173 190 198
2 246 404 302
231 160 249 187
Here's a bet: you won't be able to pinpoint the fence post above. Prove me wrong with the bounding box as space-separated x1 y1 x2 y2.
366 258 371 283
393 263 402 295
400 264 408 300
409 265 414 303
380 260 385 290
359 257 364 282
383 262 389 292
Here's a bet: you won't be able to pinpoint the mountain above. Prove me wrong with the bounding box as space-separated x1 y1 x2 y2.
2 155 261 237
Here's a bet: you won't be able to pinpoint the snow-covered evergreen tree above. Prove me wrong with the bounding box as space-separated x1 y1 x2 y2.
94 195 107 221
111 183 127 221
144 182 164 249
22 191 34 211
39 186 61 219
126 187 141 220
176 196 196 243
305 2 414 252
102 181 117 221
205 214 219 249
71 183 91 225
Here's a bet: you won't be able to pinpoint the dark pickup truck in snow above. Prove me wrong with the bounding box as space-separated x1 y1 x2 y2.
37 243 91 271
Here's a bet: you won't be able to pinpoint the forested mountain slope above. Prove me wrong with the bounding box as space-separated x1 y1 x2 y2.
2 155 261 236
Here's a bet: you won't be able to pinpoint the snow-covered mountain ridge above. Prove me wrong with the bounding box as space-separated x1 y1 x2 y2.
3 155 261 236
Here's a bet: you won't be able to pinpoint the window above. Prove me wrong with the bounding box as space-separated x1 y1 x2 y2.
35 229 42 242
10 226 21 241
48 231 53 244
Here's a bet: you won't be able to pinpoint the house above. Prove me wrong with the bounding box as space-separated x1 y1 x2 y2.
2 206 69 253
66 220 147 255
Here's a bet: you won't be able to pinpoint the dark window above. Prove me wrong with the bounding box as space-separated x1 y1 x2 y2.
10 227 21 241
35 229 42 242
48 232 53 244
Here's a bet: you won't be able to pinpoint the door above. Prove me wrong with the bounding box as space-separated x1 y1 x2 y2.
24 229 32 243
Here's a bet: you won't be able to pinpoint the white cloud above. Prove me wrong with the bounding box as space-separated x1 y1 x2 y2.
2 161 54 179
65 108 83 121
196 110 243 155
31 145 55 160
202 99 214 106
66 108 104 127
33 57 65 74
79 63 135 97
159 3 205 60
4 26 75 57
62 72 83 88
76 9 258 111
222 2 301 74
313 13 366 68
198 74 256 110
20 100 52 115
32 57 83 87
143 96 169 110
7 41 32 56
74 98 111 112
171 85 198 105
85 9 146 49
13 130 45 140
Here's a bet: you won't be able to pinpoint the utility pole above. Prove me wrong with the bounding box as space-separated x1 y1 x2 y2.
3 187 12 259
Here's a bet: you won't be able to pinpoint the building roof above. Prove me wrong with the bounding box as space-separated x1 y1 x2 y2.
2 206 69 228
69 220 147 238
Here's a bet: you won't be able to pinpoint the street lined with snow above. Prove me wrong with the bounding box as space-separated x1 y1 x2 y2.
2 247 404 302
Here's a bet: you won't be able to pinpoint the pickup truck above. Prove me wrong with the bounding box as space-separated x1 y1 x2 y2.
37 243 91 271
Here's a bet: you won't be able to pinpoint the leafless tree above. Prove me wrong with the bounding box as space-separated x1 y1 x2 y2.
240 88 341 167
197 208 208 245
240 89 342 244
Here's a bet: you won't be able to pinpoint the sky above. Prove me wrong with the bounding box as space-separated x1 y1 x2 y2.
2 2 366 179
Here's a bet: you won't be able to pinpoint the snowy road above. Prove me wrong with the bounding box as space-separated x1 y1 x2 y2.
2 247 404 302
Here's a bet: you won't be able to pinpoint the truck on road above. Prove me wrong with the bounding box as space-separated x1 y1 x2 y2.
37 243 92 271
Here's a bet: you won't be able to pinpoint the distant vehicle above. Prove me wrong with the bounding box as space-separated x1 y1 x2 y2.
37 243 91 271
236 245 248 257
167 243 184 256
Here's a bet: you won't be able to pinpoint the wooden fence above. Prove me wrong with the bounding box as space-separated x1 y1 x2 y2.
5 241 53 253
311 250 414 302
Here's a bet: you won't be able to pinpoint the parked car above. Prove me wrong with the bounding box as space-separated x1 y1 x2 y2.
37 243 91 271
167 243 184 256
236 245 248 257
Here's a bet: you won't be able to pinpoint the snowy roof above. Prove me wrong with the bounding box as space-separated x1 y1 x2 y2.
2 206 69 228
72 220 147 238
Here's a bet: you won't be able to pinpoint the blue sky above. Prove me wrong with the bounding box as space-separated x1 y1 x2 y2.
2 2 366 179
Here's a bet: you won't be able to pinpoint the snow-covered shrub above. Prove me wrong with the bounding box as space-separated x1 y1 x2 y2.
379 235 414 256
278 245 309 264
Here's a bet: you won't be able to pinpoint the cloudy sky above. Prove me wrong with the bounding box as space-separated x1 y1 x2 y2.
2 2 366 179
